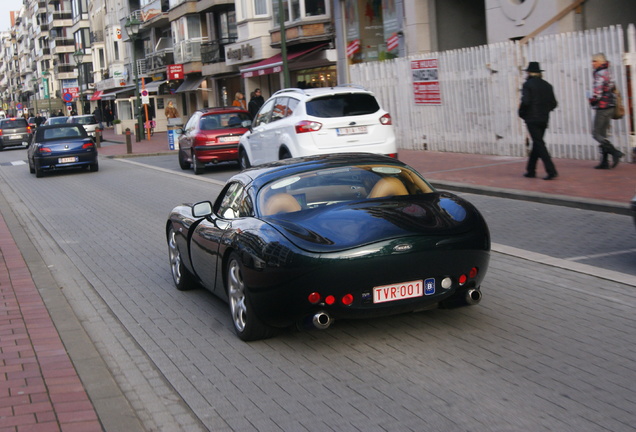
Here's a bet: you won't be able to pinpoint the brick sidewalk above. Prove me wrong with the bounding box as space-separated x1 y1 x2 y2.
0 214 101 431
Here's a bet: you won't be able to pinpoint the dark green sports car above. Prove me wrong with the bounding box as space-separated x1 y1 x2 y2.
167 153 491 341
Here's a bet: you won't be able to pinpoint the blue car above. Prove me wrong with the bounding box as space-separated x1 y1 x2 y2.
27 124 98 178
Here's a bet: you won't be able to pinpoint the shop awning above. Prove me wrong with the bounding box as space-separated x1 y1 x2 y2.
240 44 327 78
90 90 103 101
100 85 135 100
176 76 205 93
141 80 164 93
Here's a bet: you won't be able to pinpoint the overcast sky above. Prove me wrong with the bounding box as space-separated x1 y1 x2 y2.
0 3 16 32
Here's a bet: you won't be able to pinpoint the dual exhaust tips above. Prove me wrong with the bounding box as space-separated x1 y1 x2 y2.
308 289 482 330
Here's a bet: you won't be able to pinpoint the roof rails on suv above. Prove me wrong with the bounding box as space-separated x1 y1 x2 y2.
271 84 370 98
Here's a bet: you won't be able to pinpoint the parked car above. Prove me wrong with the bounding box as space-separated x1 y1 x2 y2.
0 117 32 150
66 114 99 137
178 107 252 174
237 85 397 170
43 116 68 126
166 153 490 341
27 124 98 178
27 117 38 130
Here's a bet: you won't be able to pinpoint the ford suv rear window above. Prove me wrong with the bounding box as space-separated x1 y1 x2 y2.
305 94 381 118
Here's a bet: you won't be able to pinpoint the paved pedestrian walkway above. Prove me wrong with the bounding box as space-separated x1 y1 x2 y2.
0 125 633 431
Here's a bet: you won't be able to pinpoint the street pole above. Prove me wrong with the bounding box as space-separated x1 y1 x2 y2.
278 0 290 88
32 78 38 114
125 17 145 141
73 50 84 114
42 71 52 117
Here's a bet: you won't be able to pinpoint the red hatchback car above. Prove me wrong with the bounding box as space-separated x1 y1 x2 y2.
178 107 251 174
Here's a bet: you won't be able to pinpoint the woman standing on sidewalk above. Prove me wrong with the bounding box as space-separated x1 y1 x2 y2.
589 53 623 169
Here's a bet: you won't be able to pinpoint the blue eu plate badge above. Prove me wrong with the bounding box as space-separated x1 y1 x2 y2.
424 278 435 295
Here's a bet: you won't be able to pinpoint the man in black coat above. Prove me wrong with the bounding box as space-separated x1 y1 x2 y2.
518 62 559 180
248 88 265 118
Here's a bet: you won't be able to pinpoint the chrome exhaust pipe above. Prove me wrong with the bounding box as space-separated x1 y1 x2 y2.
312 312 332 330
465 289 482 305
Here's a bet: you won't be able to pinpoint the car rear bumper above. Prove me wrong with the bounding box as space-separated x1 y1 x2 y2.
34 152 98 170
193 145 239 163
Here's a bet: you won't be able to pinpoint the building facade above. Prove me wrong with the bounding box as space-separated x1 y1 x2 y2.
1 0 633 131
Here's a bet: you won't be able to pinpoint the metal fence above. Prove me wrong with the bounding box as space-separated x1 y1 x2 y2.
350 24 635 161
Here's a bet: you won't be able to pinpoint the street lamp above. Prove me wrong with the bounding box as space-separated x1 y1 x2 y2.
124 16 144 141
73 50 84 114
42 70 52 116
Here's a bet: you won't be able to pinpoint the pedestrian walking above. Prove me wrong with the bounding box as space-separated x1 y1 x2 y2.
232 92 247 110
92 107 104 129
248 88 265 118
589 53 624 169
519 62 559 180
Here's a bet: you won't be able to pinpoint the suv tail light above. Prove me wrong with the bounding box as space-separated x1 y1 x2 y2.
295 120 322 134
27 126 32 133
379 114 392 125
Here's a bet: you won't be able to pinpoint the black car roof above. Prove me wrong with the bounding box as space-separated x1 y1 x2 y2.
34 124 89 140
239 153 409 191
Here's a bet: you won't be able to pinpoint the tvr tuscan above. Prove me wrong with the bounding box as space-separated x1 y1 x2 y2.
166 153 490 341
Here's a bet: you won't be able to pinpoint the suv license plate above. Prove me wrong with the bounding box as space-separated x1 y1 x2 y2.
373 280 423 303
59 157 78 164
337 126 368 136
11 134 21 139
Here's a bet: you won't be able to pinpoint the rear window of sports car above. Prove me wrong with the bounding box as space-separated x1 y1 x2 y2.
305 94 381 118
258 165 434 216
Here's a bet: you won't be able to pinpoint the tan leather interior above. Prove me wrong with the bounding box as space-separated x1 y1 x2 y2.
262 193 302 215
367 177 409 198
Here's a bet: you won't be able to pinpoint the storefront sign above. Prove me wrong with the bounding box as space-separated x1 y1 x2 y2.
411 59 441 105
226 44 255 61
167 64 184 80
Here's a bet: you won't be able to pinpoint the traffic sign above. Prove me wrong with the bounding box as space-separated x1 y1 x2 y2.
17 103 22 110
63 93 73 102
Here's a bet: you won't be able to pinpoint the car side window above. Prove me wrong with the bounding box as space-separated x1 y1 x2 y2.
254 99 275 127
271 97 288 122
285 98 299 117
184 113 199 133
215 182 253 219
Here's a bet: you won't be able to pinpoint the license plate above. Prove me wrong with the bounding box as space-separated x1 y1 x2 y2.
218 136 239 143
336 126 368 136
58 157 78 164
10 134 21 139
373 280 423 303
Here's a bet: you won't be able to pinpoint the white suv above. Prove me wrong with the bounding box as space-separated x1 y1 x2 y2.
238 85 396 169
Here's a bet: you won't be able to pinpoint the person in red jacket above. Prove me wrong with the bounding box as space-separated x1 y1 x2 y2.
589 53 623 169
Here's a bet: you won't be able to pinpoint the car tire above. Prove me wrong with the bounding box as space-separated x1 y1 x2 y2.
280 149 292 160
238 149 250 171
178 151 191 170
193 154 204 175
28 159 35 174
89 162 99 172
167 225 197 291
35 166 44 178
226 252 276 341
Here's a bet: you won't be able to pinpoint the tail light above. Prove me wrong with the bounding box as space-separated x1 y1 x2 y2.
194 135 216 146
39 147 52 153
27 126 32 133
379 113 392 125
82 142 95 149
0 130 3 136
295 120 322 134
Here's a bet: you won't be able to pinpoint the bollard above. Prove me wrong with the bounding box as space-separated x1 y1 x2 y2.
126 128 133 154
95 128 101 148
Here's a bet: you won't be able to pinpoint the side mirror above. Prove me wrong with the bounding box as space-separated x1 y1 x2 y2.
242 120 252 128
192 201 213 218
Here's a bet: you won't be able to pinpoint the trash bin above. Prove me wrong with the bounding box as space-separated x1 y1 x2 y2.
167 118 183 150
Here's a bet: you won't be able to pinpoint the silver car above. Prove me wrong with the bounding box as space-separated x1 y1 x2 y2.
66 115 99 137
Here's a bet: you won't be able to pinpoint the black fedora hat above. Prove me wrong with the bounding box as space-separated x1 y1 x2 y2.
524 62 543 73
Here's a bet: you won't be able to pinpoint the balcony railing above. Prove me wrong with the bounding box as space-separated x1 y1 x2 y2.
201 37 236 64
174 39 203 64
145 49 174 72
54 63 75 74
91 31 104 43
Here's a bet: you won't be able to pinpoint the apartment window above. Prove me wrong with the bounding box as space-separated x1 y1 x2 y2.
114 41 119 61
172 15 202 42
255 0 267 16
272 0 325 24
